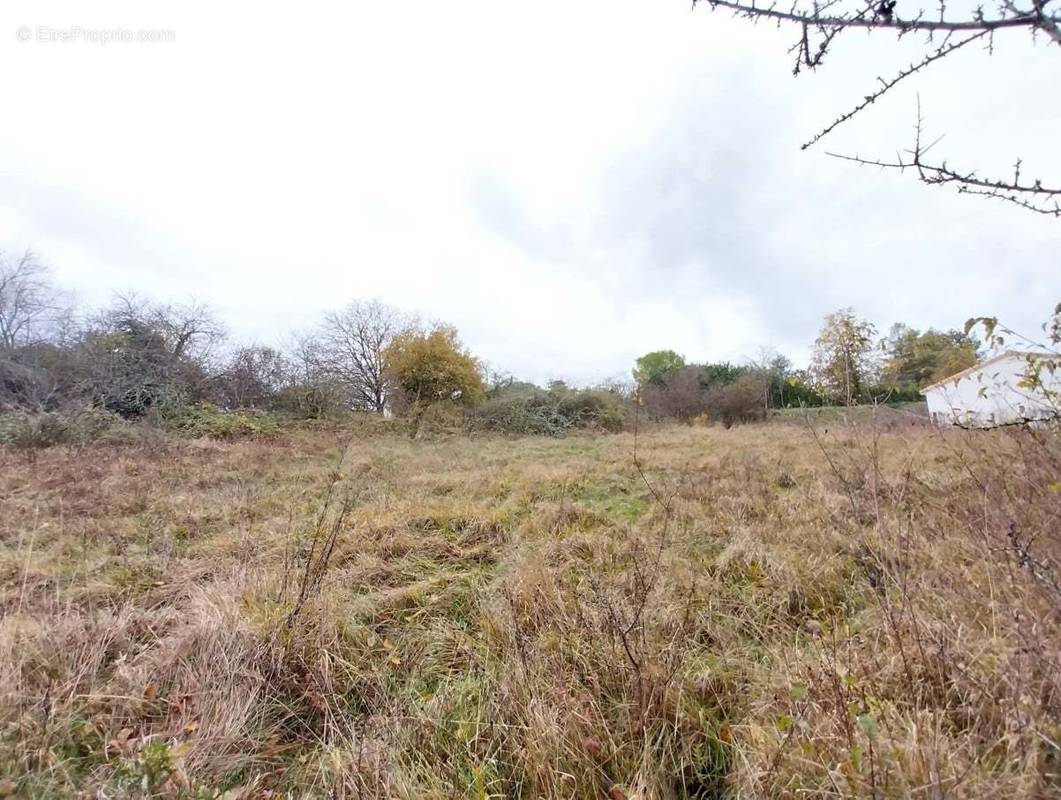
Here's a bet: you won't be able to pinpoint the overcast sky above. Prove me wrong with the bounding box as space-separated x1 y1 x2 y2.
1 1 1058 384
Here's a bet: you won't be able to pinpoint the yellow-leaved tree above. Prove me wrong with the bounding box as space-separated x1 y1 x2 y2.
383 323 485 414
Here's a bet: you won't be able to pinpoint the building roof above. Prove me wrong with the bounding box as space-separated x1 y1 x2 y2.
920 350 1053 394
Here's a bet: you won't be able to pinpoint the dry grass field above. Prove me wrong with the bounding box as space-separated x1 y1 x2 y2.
1 416 1059 798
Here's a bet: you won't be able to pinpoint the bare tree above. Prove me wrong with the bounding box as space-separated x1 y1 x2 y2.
0 250 66 351
641 365 711 420
694 0 1061 215
0 251 78 410
298 300 407 413
215 345 291 408
75 294 227 416
99 293 226 362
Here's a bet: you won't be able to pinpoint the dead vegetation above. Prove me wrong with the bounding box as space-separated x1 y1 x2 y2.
0 417 1058 797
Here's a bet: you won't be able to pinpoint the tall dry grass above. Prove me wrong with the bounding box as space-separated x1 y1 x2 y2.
0 415 1057 797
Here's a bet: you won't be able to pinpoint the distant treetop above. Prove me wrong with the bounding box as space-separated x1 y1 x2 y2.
633 350 686 387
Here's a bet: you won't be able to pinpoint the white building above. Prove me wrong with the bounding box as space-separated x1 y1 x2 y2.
921 350 1061 427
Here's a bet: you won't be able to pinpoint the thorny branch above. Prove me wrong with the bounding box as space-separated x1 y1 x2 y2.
800 31 987 149
828 98 1061 215
693 0 1061 214
698 0 1061 36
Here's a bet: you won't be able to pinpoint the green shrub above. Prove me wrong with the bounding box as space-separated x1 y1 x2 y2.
0 411 70 450
777 376 826 408
0 407 128 451
159 403 282 440
555 388 625 432
861 383 923 404
468 393 574 436
73 407 129 440
468 386 627 436
269 383 349 419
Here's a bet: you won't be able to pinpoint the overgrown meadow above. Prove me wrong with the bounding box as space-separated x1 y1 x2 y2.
1 414 1058 798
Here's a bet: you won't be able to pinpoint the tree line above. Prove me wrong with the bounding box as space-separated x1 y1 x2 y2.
632 307 981 421
0 250 489 421
1 249 981 434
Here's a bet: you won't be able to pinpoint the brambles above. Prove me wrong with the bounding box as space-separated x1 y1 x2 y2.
0 410 78 450
467 391 575 436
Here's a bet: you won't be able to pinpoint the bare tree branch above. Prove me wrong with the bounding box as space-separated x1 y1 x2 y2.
697 0 1061 37
298 299 408 413
1004 0 1061 42
801 31 987 149
0 250 66 351
827 98 1061 216
693 0 1060 214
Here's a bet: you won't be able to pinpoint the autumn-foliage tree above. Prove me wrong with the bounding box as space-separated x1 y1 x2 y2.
384 323 485 412
810 308 878 405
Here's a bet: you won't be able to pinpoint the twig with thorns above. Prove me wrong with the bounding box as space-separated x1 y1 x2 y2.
693 0 1061 214
826 97 1061 216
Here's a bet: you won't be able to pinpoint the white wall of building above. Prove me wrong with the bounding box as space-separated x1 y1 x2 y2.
923 353 1060 427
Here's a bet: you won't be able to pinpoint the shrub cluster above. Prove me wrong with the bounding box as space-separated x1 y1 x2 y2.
860 382 924 403
641 364 772 427
468 385 626 436
705 373 769 428
156 403 283 440
0 407 128 451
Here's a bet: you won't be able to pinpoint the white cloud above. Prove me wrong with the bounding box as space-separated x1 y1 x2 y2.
1 0 1057 383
